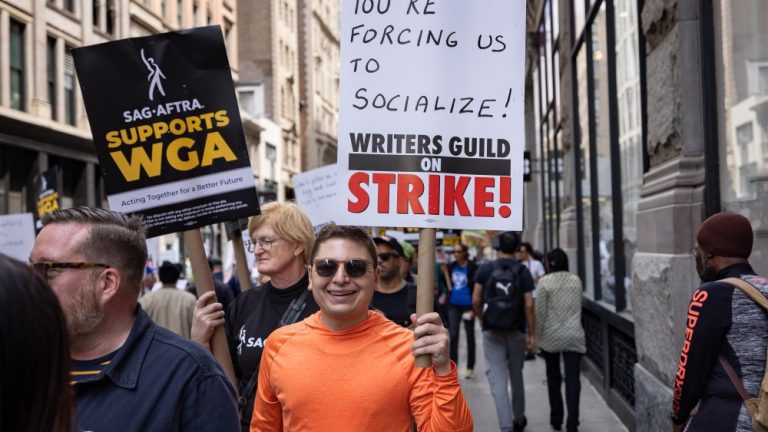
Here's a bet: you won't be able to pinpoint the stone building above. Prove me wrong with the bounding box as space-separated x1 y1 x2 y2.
525 0 768 430
297 0 339 170
0 0 239 261
238 0 301 198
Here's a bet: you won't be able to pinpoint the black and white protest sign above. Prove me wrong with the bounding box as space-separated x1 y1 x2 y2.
73 26 260 237
31 166 61 231
337 0 526 230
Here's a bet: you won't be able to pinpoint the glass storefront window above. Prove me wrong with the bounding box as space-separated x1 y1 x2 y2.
577 45 595 298
591 4 616 306
615 0 643 310
715 1 768 275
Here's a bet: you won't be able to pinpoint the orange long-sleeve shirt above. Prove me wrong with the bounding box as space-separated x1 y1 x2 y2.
251 311 473 432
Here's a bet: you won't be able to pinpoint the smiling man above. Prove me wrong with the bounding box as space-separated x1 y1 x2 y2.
250 224 473 432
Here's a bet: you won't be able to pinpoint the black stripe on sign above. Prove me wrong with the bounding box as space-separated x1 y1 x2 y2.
348 154 510 176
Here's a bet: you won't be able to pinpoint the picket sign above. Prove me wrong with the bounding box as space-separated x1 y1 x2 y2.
231 235 252 292
184 229 238 390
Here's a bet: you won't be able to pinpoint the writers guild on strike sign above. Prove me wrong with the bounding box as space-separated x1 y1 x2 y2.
348 173 514 219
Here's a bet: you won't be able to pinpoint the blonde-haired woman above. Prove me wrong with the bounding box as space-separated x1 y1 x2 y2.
535 248 586 432
192 202 319 431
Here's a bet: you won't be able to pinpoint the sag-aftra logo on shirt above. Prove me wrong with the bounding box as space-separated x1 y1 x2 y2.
238 325 266 355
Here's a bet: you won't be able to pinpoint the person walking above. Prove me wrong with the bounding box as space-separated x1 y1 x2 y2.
370 236 417 327
139 260 197 338
473 231 536 432
446 243 479 378
535 248 586 432
191 202 319 431
672 212 768 432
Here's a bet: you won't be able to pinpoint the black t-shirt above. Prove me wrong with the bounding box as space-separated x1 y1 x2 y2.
225 272 319 429
474 258 534 332
371 282 417 327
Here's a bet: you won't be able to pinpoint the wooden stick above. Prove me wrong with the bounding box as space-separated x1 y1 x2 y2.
416 228 436 368
232 235 252 291
184 229 239 391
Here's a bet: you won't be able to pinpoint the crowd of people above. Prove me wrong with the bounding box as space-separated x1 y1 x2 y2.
2 203 765 432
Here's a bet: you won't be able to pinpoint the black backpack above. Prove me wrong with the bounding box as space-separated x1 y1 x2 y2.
482 260 523 331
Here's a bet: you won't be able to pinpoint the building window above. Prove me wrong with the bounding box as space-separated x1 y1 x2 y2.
63 0 75 13
177 0 183 26
161 0 167 18
10 20 26 111
570 0 646 311
47 36 58 121
192 2 198 26
715 2 768 273
106 0 116 35
64 45 77 126
93 0 101 27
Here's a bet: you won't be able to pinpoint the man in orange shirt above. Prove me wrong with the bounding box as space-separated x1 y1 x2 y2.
251 224 473 431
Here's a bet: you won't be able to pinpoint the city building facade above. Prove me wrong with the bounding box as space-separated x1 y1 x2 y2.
526 0 768 430
297 0 339 170
238 0 301 199
0 0 239 263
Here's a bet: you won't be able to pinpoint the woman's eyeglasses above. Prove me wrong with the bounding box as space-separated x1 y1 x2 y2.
313 258 373 278
245 238 281 253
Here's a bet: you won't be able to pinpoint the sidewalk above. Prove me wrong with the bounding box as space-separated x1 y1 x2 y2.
456 324 628 431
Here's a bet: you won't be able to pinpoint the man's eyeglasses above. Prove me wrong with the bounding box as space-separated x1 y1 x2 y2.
377 252 398 262
246 238 281 253
31 262 111 280
313 259 373 278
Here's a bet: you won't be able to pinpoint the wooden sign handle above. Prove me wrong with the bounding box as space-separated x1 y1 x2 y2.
184 229 239 391
231 235 252 291
415 228 436 368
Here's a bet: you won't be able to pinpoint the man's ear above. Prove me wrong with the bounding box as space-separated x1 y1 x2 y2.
98 267 122 304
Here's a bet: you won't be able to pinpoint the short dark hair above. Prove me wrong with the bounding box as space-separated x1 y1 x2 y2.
0 254 72 432
158 261 181 284
519 241 533 254
545 248 569 272
456 243 468 253
498 231 521 254
42 206 147 293
311 223 377 264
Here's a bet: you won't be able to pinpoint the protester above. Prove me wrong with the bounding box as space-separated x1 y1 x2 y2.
141 266 156 296
446 243 479 379
473 231 536 432
29 206 239 431
0 254 72 432
251 223 473 431
370 236 417 327
518 242 546 285
535 248 585 432
518 241 546 361
139 260 197 338
672 212 768 432
400 240 417 283
192 201 319 431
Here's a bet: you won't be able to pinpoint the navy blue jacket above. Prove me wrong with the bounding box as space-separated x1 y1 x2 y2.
73 305 239 431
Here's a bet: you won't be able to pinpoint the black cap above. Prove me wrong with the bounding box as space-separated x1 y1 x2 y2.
373 236 405 257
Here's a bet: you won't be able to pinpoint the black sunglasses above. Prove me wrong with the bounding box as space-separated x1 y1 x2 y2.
378 252 398 262
313 258 373 278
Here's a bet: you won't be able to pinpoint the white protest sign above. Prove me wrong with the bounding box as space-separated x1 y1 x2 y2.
293 164 339 228
336 0 526 230
0 213 36 262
